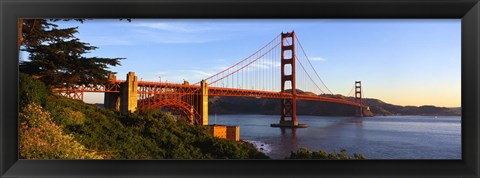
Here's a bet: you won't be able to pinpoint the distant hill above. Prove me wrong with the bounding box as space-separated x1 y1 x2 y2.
363 98 460 116
208 89 460 116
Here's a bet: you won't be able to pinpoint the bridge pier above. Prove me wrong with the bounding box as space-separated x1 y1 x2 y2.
195 80 209 125
121 72 138 113
104 72 138 113
104 92 121 111
104 73 121 111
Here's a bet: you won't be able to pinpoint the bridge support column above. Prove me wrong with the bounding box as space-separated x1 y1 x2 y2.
198 80 209 125
271 31 307 128
120 72 138 113
190 105 195 125
104 93 121 111
104 73 121 111
355 81 363 117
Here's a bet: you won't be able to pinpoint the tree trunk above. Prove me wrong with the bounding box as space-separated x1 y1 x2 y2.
18 18 23 50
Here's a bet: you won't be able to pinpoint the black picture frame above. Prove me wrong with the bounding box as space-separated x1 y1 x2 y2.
1 0 479 177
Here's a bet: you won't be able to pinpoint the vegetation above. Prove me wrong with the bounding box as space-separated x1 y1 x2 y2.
288 147 366 160
19 103 104 159
19 72 50 108
19 74 267 159
18 19 81 49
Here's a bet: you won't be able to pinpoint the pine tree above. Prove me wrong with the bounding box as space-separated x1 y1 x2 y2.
18 19 82 49
19 19 123 88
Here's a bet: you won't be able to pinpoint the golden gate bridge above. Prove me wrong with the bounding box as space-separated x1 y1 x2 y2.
53 31 369 128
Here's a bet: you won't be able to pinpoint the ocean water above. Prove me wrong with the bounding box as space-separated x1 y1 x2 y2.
209 115 461 159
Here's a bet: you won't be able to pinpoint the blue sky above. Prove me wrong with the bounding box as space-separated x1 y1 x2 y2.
32 19 460 107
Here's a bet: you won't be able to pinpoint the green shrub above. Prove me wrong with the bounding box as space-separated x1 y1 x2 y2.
19 73 49 109
57 107 86 126
19 103 104 159
288 147 366 159
39 94 268 159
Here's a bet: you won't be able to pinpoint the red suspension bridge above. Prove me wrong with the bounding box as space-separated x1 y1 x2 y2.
53 31 369 128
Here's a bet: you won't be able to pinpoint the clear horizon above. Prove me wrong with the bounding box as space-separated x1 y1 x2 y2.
20 19 461 107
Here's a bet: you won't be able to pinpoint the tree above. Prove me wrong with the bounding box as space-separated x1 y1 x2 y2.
19 19 123 88
18 19 82 50
288 147 366 159
18 19 129 49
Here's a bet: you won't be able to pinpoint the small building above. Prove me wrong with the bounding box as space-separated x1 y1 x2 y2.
208 125 240 141
226 126 240 141
209 125 227 139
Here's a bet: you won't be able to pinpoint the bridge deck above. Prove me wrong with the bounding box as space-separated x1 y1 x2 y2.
52 81 368 108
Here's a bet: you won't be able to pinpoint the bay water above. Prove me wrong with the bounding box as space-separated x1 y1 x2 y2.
209 114 461 159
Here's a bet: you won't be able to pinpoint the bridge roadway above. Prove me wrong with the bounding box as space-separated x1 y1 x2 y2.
54 80 368 109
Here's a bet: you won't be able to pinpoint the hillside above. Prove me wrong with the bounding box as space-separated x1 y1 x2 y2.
208 89 460 116
19 73 268 159
362 98 460 116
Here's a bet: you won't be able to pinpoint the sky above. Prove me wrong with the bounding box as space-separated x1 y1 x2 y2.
24 19 461 107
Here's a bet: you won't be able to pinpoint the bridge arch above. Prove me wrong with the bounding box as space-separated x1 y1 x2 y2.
145 99 201 125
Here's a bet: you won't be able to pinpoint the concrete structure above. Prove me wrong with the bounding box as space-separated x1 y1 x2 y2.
226 126 240 141
104 73 121 111
121 72 138 113
208 125 240 141
209 125 227 139
197 80 209 125
104 72 138 113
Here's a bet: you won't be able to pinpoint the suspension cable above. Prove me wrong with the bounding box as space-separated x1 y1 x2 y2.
209 42 281 85
195 34 281 85
284 39 325 94
295 33 334 94
347 84 355 97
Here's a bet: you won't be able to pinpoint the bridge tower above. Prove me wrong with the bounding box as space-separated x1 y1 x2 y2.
272 31 307 128
355 81 363 117
280 31 298 126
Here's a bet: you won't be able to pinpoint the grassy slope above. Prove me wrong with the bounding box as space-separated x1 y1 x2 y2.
46 95 268 159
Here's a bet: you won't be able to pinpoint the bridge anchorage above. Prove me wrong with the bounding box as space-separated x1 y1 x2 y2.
53 31 369 128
